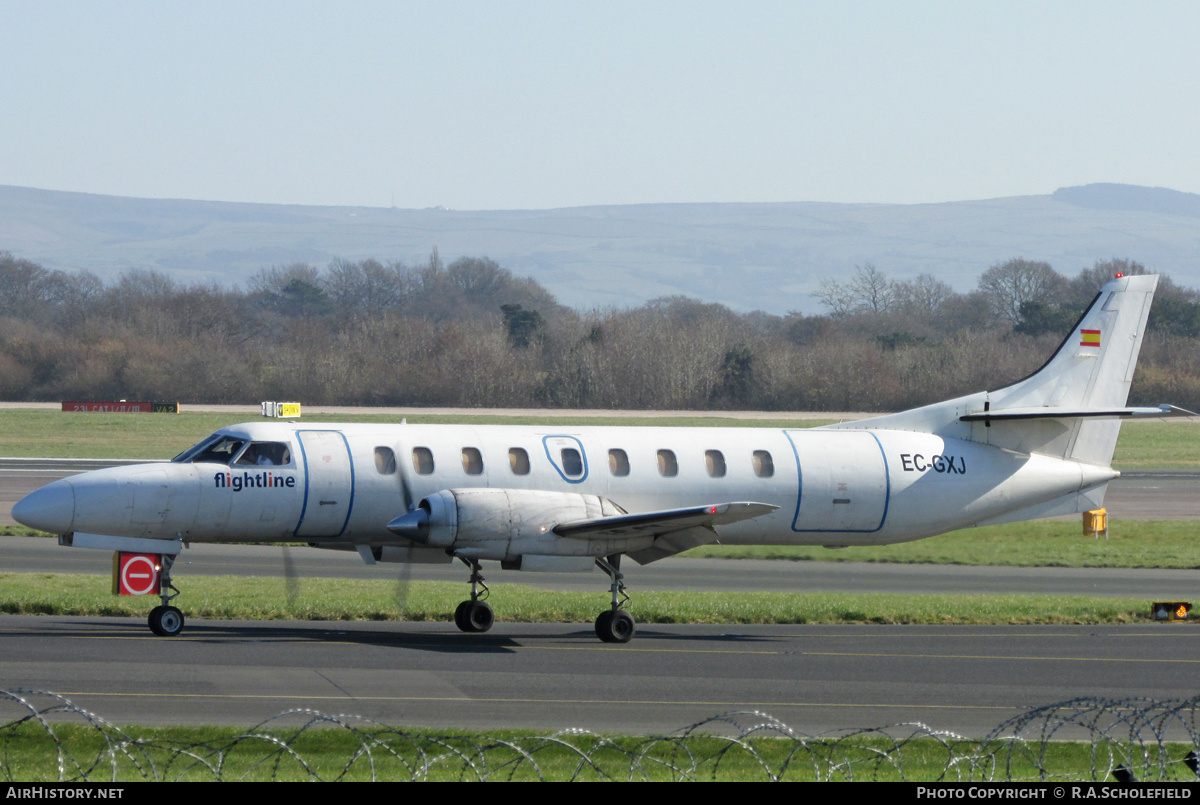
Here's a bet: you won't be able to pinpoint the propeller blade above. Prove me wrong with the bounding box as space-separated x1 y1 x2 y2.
282 545 299 613
393 560 412 613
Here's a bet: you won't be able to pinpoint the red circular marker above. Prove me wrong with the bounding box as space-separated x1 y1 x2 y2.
120 554 160 596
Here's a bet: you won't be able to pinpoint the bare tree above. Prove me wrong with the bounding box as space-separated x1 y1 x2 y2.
893 274 955 317
814 263 895 317
978 258 1068 324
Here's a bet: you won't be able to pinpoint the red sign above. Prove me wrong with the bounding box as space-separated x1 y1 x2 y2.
64 401 152 413
62 401 179 413
115 553 161 596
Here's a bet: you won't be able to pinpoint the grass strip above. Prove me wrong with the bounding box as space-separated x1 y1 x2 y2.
0 720 1126 782
0 572 1160 625
0 409 1196 469
0 409 837 459
690 520 1200 567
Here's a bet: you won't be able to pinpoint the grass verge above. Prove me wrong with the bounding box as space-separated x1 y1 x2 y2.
0 409 1196 469
0 720 1124 782
0 409 837 459
691 520 1200 567
0 572 1160 625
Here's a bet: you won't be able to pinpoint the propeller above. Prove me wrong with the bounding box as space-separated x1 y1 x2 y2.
282 543 300 614
275 427 421 620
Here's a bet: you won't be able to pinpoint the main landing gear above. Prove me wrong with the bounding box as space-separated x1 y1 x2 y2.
594 554 635 644
147 554 185 637
450 554 636 643
453 558 494 633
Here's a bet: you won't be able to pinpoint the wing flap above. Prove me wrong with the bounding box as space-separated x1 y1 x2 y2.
552 501 777 551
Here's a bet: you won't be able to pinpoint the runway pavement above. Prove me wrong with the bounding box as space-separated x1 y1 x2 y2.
2 616 1199 737
4 456 1200 737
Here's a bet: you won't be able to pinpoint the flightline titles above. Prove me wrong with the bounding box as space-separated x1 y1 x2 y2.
916 787 1194 799
213 471 296 491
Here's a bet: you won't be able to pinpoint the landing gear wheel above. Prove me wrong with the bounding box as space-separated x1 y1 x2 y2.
594 610 613 640
454 600 494 633
595 554 634 643
468 601 494 633
595 610 635 643
148 605 185 637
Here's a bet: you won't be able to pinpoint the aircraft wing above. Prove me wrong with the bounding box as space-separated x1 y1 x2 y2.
553 501 778 565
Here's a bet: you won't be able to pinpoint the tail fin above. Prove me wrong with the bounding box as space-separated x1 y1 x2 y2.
979 273 1157 465
831 273 1164 466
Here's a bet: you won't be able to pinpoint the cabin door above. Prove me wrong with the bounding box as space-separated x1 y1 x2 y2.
294 430 355 538
785 430 888 533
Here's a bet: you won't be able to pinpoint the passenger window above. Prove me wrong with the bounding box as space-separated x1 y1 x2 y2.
509 447 530 475
753 450 774 478
374 447 396 475
657 449 678 477
462 447 484 475
609 449 630 477
412 447 434 475
561 448 584 477
705 450 726 478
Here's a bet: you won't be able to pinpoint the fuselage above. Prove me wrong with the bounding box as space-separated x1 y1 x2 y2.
14 420 1117 552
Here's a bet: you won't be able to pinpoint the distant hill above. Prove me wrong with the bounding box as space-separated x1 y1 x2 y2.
1 183 1198 314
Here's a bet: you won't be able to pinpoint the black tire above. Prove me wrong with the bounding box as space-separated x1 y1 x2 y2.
595 609 634 643
148 605 184 637
594 610 614 642
609 611 635 643
454 600 471 632
466 601 494 633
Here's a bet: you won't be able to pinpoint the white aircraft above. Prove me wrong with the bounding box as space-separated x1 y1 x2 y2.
12 274 1186 643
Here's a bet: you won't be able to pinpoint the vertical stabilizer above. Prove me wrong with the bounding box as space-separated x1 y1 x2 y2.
980 273 1157 464
828 274 1159 467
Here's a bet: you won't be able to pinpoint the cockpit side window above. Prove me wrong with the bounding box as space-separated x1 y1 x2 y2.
186 436 247 465
235 441 292 466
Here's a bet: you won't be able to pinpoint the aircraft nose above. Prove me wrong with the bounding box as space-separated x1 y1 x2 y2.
11 480 75 534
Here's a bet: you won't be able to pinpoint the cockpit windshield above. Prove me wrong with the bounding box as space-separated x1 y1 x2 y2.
171 434 292 466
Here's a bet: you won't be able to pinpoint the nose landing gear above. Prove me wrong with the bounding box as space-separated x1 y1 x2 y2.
146 554 185 636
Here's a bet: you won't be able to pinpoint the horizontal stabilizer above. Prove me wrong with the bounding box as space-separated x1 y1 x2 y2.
553 501 777 541
961 403 1196 423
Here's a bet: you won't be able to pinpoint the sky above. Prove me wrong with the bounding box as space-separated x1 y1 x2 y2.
3 1 1198 211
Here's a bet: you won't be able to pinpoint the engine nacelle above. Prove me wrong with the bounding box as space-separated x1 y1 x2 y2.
387 488 626 559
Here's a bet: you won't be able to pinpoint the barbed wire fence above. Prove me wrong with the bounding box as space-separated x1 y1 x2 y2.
3 689 1200 782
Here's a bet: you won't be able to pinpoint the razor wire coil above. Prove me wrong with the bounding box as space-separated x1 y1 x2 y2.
4 690 1200 782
